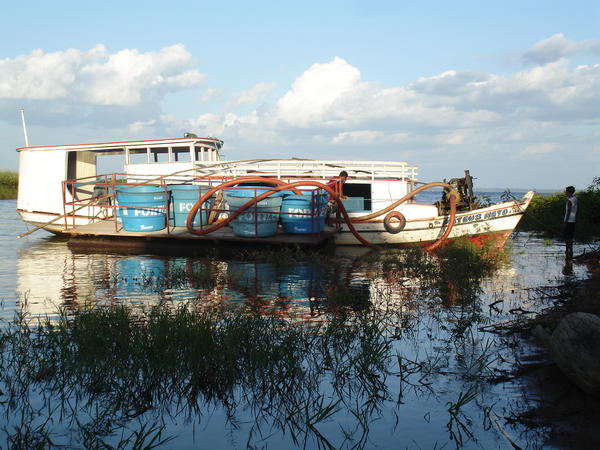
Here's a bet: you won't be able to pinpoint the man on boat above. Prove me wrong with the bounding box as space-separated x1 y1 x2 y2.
327 171 348 201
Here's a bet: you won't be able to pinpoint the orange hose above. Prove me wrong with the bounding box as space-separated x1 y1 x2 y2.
352 181 455 221
185 177 301 234
186 179 377 247
424 193 458 251
186 177 460 250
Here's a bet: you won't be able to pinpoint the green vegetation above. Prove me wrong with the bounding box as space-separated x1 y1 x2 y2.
0 171 18 199
518 177 600 240
380 238 507 307
0 302 393 448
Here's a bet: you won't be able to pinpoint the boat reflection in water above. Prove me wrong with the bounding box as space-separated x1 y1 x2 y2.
16 240 376 322
16 236 516 324
17 237 447 328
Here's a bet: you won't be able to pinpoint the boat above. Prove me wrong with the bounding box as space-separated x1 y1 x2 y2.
16 135 534 249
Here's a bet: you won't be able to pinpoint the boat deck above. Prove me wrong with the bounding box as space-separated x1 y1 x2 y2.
66 220 336 248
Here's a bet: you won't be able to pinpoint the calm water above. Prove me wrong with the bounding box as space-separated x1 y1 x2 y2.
0 197 591 448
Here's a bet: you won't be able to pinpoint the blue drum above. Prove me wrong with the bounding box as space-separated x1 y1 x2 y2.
280 193 328 234
116 185 168 232
169 184 213 227
224 186 283 238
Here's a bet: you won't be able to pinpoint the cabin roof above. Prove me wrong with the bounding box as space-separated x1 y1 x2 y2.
16 137 224 152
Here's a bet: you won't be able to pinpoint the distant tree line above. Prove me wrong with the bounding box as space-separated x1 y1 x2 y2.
0 172 18 200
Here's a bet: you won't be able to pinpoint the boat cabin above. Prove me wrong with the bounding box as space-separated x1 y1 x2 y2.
17 137 223 218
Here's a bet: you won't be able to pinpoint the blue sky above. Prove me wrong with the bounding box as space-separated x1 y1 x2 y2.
1 0 599 189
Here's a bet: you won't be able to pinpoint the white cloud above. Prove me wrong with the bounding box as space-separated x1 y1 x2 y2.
522 33 600 65
128 119 157 136
199 88 223 102
332 130 385 144
520 142 559 156
164 48 598 164
228 82 276 108
2 36 599 188
275 57 362 126
0 44 205 106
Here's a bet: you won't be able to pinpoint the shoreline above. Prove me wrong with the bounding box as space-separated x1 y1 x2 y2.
508 248 600 447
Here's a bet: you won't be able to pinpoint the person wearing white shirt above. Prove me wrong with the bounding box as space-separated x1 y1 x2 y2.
563 185 577 259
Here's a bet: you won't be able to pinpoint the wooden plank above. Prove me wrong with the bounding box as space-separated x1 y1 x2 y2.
66 220 334 247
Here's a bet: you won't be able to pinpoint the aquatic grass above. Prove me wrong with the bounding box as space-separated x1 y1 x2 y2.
446 386 478 448
326 283 372 313
377 240 505 308
233 245 331 265
0 301 396 448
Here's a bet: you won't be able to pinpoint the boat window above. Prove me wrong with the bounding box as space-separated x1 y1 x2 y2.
194 147 204 162
129 148 148 164
343 183 372 210
96 152 124 174
194 145 217 162
150 147 169 163
172 146 191 162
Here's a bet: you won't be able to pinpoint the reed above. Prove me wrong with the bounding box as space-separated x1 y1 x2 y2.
0 171 18 200
0 302 394 448
379 239 505 307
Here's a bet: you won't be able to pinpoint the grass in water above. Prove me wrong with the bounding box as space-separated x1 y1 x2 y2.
380 239 506 305
0 302 393 448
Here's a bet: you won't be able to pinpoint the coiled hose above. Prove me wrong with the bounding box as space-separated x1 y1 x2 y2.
186 178 459 250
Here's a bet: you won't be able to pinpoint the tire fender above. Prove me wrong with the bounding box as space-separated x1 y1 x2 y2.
383 211 406 234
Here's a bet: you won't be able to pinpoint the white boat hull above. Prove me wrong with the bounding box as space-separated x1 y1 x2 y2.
334 192 533 246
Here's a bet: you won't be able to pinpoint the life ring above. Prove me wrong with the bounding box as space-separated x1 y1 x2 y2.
383 211 406 234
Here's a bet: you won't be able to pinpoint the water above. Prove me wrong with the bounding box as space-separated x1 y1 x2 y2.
0 198 592 448
414 189 528 205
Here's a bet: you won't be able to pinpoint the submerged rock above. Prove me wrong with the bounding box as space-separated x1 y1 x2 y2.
534 312 600 396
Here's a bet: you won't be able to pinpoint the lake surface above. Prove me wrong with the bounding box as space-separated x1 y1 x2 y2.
0 197 591 448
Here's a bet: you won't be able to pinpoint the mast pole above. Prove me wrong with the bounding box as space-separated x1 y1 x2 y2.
19 107 30 147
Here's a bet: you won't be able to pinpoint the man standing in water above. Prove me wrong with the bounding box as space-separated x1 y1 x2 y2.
564 186 578 259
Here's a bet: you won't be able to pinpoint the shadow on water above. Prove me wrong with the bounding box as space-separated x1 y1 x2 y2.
1 234 588 448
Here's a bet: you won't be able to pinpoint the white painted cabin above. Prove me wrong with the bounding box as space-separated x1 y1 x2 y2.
17 137 223 229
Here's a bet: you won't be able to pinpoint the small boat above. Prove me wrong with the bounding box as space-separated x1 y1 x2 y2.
16 135 534 249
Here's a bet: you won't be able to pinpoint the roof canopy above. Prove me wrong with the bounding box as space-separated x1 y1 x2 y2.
17 137 224 153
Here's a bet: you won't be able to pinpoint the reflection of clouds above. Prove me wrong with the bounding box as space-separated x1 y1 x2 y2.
17 240 97 317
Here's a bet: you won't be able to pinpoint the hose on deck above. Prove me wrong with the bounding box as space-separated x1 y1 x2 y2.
186 178 459 250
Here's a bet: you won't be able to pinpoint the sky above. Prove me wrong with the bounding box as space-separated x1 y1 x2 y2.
1 0 599 190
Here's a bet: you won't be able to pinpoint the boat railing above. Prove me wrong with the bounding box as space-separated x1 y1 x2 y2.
61 173 334 235
61 174 173 233
190 159 418 181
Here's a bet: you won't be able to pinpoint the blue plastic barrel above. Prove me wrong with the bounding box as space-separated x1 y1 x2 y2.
168 184 213 227
280 193 328 234
224 187 283 237
116 185 168 232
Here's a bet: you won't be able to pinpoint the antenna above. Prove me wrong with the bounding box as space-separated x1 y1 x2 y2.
19 107 30 147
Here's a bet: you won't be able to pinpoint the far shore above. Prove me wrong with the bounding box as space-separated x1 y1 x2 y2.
0 171 18 200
